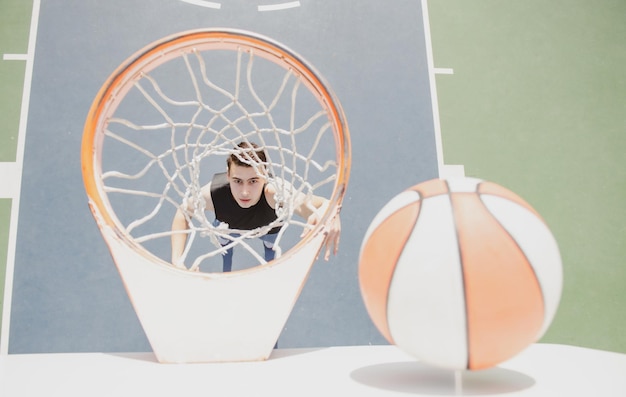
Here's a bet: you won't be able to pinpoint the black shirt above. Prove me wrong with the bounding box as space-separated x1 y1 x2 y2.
210 172 281 234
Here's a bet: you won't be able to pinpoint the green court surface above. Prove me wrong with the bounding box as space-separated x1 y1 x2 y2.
0 200 9 320
429 0 626 353
0 60 24 162
0 0 33 334
0 0 31 161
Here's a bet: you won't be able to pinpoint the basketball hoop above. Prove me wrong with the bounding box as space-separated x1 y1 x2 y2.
82 29 350 362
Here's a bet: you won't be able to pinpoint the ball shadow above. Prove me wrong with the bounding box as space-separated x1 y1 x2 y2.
350 361 535 396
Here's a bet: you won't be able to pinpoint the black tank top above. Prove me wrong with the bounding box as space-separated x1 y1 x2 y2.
210 172 281 234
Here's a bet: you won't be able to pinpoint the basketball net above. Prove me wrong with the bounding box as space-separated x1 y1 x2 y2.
84 29 349 272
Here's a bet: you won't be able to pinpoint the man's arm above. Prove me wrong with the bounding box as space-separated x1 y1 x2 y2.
295 194 341 261
170 182 214 268
265 182 341 261
171 208 190 268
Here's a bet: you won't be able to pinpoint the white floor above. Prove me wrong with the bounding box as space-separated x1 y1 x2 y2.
1 344 625 396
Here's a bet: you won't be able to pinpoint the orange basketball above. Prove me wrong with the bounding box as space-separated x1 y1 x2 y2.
358 177 563 370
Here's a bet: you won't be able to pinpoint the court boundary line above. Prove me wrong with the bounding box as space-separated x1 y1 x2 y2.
258 2 301 12
0 0 41 356
421 0 464 179
3 54 28 61
179 0 221 9
434 67 454 75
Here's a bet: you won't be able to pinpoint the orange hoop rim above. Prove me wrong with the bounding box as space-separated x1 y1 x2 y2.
81 28 351 271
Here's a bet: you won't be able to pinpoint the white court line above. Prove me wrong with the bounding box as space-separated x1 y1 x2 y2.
421 0 464 179
0 163 20 198
0 0 41 356
3 54 28 61
258 1 301 12
434 67 462 180
179 0 221 9
434 67 454 75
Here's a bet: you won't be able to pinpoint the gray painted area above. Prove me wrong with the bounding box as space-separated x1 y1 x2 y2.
10 0 438 353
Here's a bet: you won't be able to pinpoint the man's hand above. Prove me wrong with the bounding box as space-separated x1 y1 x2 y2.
302 211 341 261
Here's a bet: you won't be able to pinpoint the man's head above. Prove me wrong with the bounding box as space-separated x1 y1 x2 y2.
226 142 268 209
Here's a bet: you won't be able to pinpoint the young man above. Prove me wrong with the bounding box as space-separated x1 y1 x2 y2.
171 142 340 272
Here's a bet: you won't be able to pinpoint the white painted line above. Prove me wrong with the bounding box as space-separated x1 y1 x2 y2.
258 1 301 12
434 67 454 75
0 163 20 198
3 54 28 61
1 0 41 356
420 0 464 179
439 164 466 179
421 0 445 177
179 0 221 9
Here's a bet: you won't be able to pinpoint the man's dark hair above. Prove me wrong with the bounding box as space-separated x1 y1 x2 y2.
227 141 267 170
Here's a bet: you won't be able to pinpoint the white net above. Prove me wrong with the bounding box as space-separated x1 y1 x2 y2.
93 30 347 272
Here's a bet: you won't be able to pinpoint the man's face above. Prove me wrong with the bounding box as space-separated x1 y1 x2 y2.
227 164 265 208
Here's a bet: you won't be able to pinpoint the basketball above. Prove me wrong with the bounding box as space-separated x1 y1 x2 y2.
358 177 563 370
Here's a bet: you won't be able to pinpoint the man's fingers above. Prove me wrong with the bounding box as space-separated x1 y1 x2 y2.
322 233 339 261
